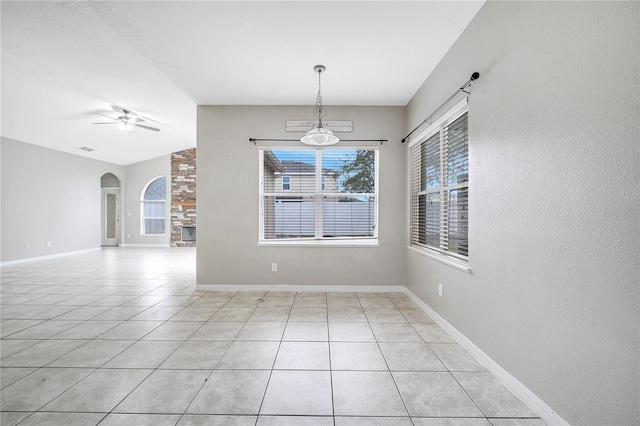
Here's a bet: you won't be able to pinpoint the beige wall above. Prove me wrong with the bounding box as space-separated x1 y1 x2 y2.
404 1 639 424
197 105 405 286
1 137 124 262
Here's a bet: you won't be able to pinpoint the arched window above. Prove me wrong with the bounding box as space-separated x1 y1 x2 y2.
141 176 166 235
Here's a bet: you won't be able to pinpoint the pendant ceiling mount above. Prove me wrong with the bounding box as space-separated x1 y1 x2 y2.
300 64 340 146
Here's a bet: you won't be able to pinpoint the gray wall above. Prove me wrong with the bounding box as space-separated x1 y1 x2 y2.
197 105 405 286
0 137 124 262
404 2 639 425
122 155 171 246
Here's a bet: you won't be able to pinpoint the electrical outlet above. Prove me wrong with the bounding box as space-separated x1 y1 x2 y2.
46 241 52 247
438 283 443 297
127 234 131 239
24 243 29 250
271 263 278 272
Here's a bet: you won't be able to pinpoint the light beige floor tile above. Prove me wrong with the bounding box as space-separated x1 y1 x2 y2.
274 342 330 370
328 307 367 322
328 322 376 342
16 412 106 426
91 306 148 321
260 370 333 416
160 341 230 369
413 418 492 425
4 320 82 339
400 309 435 324
179 415 257 425
190 321 244 340
327 292 356 298
332 371 407 416
393 371 484 417
208 308 255 322
488 419 546 426
0 319 45 337
0 339 39 359
167 306 217 321
265 292 296 297
96 320 163 340
335 417 413 425
292 296 326 308
130 306 184 320
223 297 263 308
429 343 487 371
0 412 32 426
248 307 291 322
142 321 203 340
369 322 422 342
288 307 328 321
104 340 182 368
43 368 152 412
216 341 279 369
258 416 334 425
379 342 447 371
330 342 388 370
358 298 397 309
236 321 286 341
187 369 270 414
327 297 362 308
48 340 133 368
453 372 537 418
156 295 201 306
1 339 88 367
115 369 211 414
0 367 94 411
364 308 408 323
259 297 294 308
282 321 328 341
0 367 36 389
412 323 456 343
51 320 122 339
99 413 181 425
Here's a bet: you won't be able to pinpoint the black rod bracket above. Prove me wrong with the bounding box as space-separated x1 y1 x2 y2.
401 71 480 143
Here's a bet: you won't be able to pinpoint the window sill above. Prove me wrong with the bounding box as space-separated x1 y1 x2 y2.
140 234 167 237
407 245 471 273
259 239 379 248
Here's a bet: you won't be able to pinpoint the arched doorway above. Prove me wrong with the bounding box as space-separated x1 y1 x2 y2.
100 173 121 246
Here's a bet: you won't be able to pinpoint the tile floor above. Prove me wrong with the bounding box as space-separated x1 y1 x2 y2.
1 248 545 426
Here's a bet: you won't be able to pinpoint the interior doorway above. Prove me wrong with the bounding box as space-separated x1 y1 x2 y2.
101 173 121 246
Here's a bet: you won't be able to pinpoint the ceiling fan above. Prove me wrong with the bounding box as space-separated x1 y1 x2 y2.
93 108 160 132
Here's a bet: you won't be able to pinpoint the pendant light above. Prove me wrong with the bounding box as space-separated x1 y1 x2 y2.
301 65 340 146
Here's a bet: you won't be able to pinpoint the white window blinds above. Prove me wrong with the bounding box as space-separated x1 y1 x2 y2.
410 101 468 260
260 148 378 242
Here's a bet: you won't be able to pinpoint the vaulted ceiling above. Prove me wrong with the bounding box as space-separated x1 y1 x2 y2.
1 1 484 165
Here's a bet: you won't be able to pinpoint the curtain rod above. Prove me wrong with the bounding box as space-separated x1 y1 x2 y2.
401 72 480 143
249 138 387 144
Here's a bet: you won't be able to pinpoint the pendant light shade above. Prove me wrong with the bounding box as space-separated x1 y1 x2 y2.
301 65 339 146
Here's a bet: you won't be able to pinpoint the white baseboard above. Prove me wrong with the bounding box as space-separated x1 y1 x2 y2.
196 284 405 293
0 247 101 267
403 288 569 426
119 244 171 247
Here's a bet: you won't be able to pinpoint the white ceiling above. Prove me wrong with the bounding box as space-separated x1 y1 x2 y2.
1 1 484 166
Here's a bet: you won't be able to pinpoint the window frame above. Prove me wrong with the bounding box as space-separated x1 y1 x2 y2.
282 176 291 190
258 146 379 247
140 175 167 236
408 99 470 272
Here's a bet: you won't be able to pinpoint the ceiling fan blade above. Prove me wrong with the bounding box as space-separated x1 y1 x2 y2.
94 112 117 121
92 122 117 125
136 124 160 132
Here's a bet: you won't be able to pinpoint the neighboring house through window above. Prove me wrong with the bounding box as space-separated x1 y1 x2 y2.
259 148 378 244
409 99 469 268
141 176 166 235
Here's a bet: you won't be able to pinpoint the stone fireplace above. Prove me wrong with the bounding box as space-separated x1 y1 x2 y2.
170 148 196 247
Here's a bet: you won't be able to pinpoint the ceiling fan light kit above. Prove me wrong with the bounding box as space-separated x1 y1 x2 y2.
301 65 339 146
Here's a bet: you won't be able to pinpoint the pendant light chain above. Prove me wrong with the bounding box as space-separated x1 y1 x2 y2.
314 68 326 128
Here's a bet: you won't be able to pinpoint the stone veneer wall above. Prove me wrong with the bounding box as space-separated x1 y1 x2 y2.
170 148 196 247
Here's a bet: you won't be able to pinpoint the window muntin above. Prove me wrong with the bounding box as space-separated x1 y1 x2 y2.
260 148 378 243
141 176 166 235
410 102 468 260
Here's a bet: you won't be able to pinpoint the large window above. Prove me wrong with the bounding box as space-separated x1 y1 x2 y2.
259 148 378 244
141 176 166 235
409 100 468 264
